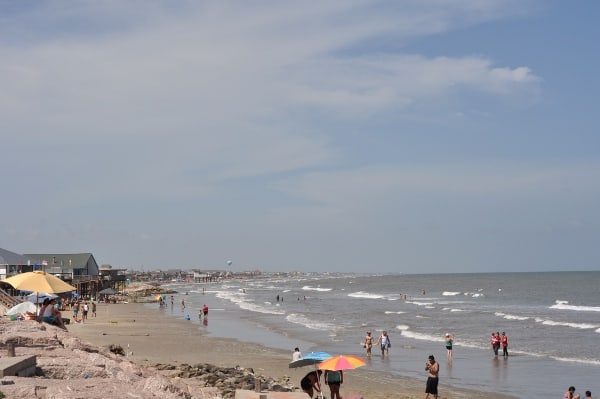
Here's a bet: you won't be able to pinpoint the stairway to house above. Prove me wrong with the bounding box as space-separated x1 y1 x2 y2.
0 287 19 314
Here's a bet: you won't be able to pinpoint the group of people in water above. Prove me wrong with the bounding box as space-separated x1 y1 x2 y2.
295 328 526 399
489 331 509 357
565 386 592 399
363 330 391 357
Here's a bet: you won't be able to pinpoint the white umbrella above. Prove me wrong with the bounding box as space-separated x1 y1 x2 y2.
27 292 58 304
6 301 37 316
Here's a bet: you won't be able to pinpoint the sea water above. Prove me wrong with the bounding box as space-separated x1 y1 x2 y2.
156 271 599 398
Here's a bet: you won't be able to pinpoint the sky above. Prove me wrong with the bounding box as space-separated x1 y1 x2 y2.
1 1 599 274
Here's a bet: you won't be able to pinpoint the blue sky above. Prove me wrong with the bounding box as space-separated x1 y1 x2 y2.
1 1 599 273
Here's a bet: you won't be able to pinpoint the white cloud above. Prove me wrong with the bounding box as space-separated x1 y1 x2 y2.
0 1 563 272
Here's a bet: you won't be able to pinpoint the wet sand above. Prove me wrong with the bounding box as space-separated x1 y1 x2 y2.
68 301 518 399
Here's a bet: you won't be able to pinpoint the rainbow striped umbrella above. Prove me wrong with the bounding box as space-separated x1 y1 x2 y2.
318 355 366 371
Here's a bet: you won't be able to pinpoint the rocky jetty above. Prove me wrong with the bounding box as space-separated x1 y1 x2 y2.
0 319 295 398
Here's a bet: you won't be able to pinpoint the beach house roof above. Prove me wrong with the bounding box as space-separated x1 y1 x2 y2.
0 248 39 266
23 253 99 276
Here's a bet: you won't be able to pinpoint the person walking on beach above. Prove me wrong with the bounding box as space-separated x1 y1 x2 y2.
91 301 97 317
445 333 453 361
424 354 439 399
565 386 581 399
324 369 343 399
376 330 391 357
292 347 302 361
82 302 89 323
202 304 209 320
501 331 508 357
72 301 80 323
301 370 322 398
364 331 374 357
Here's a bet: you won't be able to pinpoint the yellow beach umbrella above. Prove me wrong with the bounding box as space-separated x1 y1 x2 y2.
2 271 76 294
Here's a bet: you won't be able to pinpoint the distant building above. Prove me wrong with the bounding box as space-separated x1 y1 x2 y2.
0 247 40 279
23 253 99 280
24 253 101 298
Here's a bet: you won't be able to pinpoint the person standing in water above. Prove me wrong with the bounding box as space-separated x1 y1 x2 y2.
376 330 391 357
501 331 509 358
445 333 453 361
564 386 580 399
364 331 374 357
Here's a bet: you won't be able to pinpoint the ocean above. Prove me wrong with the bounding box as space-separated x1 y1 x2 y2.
155 271 599 398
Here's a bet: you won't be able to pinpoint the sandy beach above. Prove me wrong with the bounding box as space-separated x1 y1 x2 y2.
67 301 518 399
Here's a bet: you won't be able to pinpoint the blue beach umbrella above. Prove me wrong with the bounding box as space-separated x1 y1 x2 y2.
289 351 333 368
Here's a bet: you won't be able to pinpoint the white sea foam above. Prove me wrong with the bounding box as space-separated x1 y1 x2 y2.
443 291 461 296
302 285 332 292
348 291 384 299
534 317 598 329
395 324 410 331
495 312 530 321
550 300 600 312
220 284 240 290
400 330 444 343
552 356 600 366
286 313 338 331
406 300 434 307
214 290 284 315
385 311 406 314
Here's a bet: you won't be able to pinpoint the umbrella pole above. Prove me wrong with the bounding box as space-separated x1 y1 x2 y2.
314 364 324 399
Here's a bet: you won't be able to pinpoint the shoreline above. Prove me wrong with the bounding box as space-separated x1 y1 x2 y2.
68 301 518 399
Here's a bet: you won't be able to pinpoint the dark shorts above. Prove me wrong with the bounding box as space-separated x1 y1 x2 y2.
301 377 311 390
425 377 438 395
